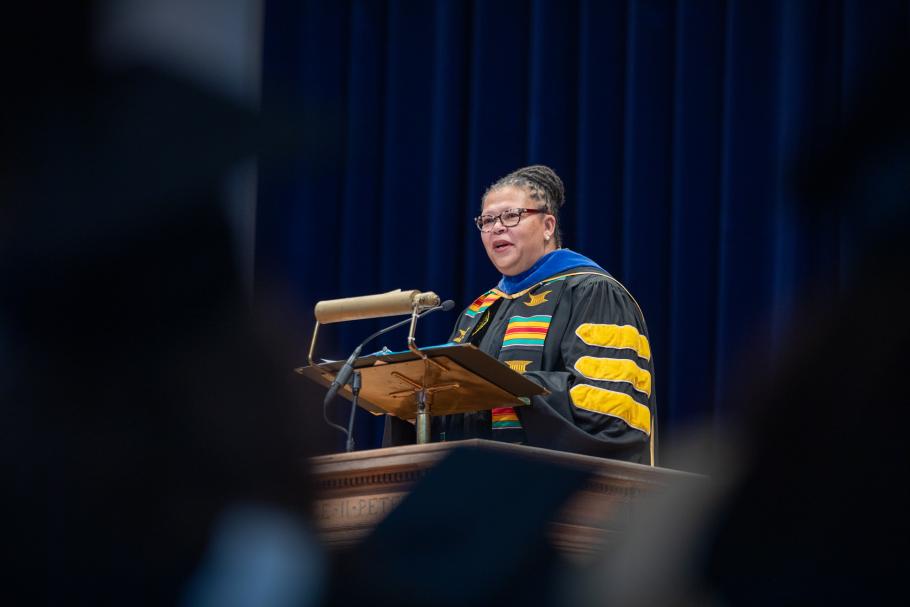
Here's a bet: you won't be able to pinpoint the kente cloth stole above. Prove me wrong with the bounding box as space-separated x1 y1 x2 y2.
451 271 607 442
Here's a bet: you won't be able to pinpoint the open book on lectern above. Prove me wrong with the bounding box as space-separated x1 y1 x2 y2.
294 343 547 421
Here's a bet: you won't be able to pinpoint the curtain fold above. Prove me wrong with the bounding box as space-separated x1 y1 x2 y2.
668 1 725 428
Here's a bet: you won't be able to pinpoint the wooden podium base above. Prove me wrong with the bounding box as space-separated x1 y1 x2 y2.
309 439 701 560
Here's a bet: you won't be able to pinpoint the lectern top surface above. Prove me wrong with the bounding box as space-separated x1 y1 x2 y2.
295 344 547 420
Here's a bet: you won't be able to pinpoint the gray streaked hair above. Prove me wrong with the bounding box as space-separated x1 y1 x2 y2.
483 164 565 247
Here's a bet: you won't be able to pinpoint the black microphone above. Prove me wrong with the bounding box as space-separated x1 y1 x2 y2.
322 299 456 407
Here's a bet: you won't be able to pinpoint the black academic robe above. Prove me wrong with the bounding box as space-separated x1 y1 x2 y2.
384 267 655 464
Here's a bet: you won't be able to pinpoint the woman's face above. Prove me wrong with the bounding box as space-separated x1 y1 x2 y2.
480 185 556 276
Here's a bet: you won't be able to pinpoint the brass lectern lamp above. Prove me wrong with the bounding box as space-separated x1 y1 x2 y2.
296 289 546 449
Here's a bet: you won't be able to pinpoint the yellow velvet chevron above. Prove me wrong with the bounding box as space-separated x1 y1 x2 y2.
575 323 651 360
569 384 651 435
574 356 652 396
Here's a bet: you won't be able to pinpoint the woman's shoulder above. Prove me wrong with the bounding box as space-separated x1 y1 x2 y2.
559 268 620 290
559 269 648 326
559 269 641 306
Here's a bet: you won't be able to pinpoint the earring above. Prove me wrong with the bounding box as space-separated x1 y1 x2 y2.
545 234 551 242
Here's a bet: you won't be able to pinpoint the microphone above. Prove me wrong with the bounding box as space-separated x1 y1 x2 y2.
322 299 456 408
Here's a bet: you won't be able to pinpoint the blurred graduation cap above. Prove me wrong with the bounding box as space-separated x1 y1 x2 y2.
329 444 592 607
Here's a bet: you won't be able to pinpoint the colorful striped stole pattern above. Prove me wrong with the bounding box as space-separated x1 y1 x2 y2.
464 291 500 318
502 315 552 348
492 406 521 430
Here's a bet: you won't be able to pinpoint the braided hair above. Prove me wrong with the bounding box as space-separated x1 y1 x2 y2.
483 164 566 247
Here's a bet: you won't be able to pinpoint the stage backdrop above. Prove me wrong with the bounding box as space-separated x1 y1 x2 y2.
255 0 910 464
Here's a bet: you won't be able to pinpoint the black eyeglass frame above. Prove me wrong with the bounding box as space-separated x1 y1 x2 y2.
474 207 548 232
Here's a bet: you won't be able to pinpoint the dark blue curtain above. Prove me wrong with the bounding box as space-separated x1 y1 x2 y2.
256 0 910 462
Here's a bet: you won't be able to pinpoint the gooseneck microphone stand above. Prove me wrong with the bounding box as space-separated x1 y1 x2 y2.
322 300 455 451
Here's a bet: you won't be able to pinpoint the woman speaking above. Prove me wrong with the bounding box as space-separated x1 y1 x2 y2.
386 165 655 464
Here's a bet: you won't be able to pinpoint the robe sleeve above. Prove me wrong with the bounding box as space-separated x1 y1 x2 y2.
517 277 654 463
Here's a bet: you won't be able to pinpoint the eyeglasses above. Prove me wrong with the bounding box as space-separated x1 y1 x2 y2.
474 208 547 232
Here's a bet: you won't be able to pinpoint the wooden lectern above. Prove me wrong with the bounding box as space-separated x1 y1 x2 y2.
296 343 547 443
309 439 703 560
298 307 702 559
